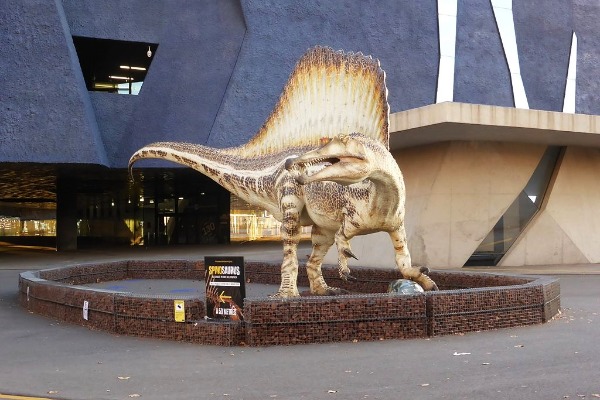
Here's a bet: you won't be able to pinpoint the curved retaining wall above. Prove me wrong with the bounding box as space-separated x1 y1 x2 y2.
18 260 560 346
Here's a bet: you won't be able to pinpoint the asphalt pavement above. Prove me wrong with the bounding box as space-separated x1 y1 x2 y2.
0 243 599 400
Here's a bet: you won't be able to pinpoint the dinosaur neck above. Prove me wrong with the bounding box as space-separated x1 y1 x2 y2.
129 142 283 214
368 166 405 214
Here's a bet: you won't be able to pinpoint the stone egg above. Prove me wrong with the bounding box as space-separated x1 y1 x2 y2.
387 279 424 294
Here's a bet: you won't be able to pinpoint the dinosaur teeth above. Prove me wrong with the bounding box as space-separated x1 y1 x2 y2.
306 157 338 167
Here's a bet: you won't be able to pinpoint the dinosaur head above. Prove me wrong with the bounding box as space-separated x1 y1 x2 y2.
285 134 370 185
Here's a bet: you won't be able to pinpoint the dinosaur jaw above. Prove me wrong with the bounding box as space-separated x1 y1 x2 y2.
285 134 372 185
289 155 369 185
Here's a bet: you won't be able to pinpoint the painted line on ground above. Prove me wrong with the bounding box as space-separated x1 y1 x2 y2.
0 394 55 400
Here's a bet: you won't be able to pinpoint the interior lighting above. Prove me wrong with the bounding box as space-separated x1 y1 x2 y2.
147 46 152 58
108 75 133 80
93 83 116 89
120 65 147 71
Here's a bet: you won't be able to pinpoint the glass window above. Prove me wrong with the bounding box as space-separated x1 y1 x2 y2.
72 36 158 95
229 194 311 242
466 146 563 266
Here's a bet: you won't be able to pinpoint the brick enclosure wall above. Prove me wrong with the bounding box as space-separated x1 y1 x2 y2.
19 261 560 346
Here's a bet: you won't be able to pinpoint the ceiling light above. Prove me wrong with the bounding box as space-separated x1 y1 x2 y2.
108 75 132 81
147 46 152 58
120 65 147 71
94 83 116 89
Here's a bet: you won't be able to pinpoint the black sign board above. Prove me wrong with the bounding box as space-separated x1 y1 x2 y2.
204 256 246 320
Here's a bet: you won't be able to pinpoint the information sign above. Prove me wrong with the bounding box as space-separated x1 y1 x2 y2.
204 256 245 320
174 300 185 322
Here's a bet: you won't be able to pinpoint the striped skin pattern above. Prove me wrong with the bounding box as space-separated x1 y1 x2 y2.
129 47 437 297
285 133 438 294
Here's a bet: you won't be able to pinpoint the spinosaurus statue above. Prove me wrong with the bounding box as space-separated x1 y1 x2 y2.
129 46 438 297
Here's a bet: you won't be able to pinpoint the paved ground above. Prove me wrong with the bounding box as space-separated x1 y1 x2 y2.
0 243 599 399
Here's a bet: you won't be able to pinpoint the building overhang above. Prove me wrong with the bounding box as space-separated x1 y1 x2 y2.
389 102 600 150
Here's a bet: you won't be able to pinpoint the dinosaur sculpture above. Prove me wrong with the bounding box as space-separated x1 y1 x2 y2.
129 46 438 297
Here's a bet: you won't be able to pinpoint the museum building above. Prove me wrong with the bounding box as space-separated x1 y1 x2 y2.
2 0 600 269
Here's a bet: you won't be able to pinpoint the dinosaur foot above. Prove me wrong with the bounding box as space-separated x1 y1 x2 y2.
311 286 350 296
269 289 301 299
405 265 437 291
416 265 430 274
417 274 439 291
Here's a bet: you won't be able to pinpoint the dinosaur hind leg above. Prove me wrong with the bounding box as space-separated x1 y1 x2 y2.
306 227 347 295
271 190 303 298
389 228 438 291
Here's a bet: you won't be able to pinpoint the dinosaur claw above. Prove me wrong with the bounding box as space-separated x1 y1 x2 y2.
341 271 357 282
343 249 358 260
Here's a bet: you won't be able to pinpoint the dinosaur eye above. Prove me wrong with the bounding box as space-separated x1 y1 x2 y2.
319 137 331 146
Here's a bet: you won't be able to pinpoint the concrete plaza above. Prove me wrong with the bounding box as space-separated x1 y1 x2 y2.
0 243 599 399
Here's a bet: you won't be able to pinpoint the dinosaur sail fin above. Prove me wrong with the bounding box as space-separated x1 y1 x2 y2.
130 47 390 172
233 46 390 157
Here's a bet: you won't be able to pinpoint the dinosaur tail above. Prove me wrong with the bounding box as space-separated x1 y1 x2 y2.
128 141 281 211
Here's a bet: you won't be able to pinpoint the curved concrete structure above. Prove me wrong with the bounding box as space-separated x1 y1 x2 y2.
334 103 600 268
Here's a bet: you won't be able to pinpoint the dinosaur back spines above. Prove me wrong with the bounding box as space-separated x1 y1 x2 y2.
238 46 390 157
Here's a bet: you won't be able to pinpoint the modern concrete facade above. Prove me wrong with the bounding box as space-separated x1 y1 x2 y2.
2 1 600 268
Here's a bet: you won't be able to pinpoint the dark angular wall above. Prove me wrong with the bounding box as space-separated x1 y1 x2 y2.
1 0 600 169
0 0 107 164
63 0 246 166
208 0 439 148
574 0 600 115
514 0 572 112
454 0 513 107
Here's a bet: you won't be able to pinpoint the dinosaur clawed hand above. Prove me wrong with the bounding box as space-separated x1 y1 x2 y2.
343 248 358 260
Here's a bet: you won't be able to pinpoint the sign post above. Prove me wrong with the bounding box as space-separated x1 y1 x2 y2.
204 256 246 321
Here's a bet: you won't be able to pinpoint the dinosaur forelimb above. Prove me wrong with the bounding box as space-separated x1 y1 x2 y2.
335 228 357 282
